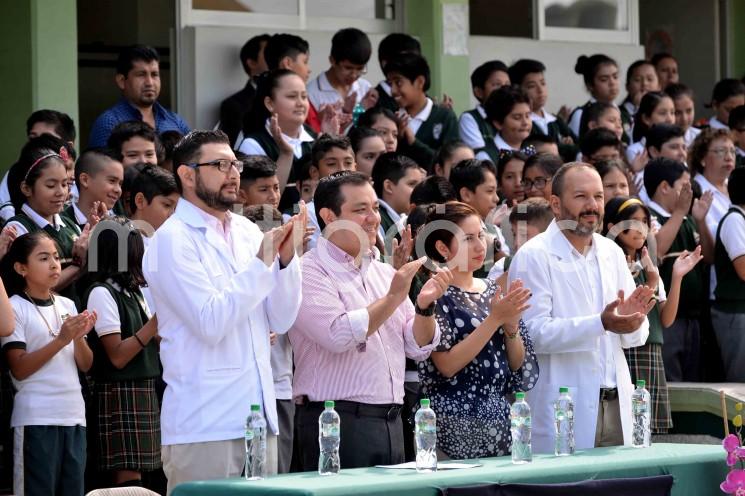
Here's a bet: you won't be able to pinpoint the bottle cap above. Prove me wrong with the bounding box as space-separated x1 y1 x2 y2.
559 386 569 393
324 400 335 408
420 398 430 407
250 404 261 412
515 392 525 400
636 379 646 388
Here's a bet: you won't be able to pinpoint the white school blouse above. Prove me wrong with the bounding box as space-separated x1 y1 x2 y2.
1 295 85 427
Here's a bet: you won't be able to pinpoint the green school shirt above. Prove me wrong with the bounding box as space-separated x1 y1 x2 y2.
397 103 459 170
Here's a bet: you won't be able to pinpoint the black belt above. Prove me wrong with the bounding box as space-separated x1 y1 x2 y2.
297 397 402 421
600 387 618 401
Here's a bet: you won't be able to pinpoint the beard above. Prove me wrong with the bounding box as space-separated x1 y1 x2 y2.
559 205 602 237
195 171 235 212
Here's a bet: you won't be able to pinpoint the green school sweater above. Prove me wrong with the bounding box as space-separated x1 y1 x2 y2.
85 281 160 382
397 103 459 170
528 117 578 162
649 207 706 319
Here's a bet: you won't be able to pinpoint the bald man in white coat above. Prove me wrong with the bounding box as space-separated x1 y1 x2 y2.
509 163 653 453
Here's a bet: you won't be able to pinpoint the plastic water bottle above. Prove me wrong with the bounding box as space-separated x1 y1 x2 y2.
244 404 266 480
318 400 341 475
510 392 532 464
554 386 575 456
632 379 651 448
415 398 437 473
352 103 365 126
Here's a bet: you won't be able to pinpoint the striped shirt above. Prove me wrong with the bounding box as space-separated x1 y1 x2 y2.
289 237 439 404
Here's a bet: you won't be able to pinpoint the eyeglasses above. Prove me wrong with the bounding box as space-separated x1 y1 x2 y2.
185 159 244 173
521 177 549 190
709 147 737 158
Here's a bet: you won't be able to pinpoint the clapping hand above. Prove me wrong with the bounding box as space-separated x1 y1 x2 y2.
388 257 427 303
0 225 17 260
58 310 97 344
72 223 92 266
361 88 379 110
88 201 108 227
278 201 309 265
270 113 294 156
601 286 655 334
416 267 454 310
639 247 659 292
691 190 714 223
673 182 693 217
390 225 413 270
490 279 531 328
672 246 703 279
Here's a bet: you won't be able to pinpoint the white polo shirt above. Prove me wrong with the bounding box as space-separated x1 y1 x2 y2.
307 71 372 110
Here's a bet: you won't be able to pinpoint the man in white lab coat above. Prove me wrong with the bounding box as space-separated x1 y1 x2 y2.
143 130 305 494
509 162 654 453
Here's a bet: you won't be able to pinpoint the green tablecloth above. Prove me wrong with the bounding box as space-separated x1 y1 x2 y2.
172 443 727 496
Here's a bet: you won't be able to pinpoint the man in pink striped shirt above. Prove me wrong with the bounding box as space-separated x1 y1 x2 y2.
289 171 452 470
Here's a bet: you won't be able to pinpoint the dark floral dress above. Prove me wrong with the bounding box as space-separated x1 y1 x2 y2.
417 279 538 459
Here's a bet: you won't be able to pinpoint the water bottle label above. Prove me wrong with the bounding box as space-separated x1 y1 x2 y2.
245 430 254 441
423 424 436 434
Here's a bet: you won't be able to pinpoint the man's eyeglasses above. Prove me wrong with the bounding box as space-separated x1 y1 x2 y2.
185 159 244 173
521 177 549 190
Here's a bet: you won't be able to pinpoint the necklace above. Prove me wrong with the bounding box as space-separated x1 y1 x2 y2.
24 291 62 337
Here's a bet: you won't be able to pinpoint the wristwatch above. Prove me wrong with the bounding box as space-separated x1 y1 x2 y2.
415 301 436 316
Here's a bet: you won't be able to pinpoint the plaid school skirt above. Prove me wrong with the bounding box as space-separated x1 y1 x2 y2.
95 379 161 471
624 343 673 433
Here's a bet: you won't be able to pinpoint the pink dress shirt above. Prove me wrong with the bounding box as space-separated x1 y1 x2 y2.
289 237 440 405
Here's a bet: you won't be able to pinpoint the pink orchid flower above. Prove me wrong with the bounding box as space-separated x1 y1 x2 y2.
724 435 743 467
721 469 745 494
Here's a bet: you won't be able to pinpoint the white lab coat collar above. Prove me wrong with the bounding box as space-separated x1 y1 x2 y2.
173 198 238 272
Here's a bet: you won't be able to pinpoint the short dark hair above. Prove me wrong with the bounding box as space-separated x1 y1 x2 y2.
313 171 370 231
450 159 497 198
384 52 430 92
484 86 531 124
330 28 372 66
129 165 178 214
378 33 421 65
575 54 617 87
643 157 688 197
434 140 472 173
410 175 456 206
349 126 384 153
579 101 616 138
580 128 621 158
240 155 277 185
646 124 684 152
172 130 231 193
311 134 353 167
509 197 553 228
371 153 419 198
240 34 270 75
470 60 509 90
263 33 309 71
89 217 146 291
26 109 76 143
551 162 597 197
107 121 158 160
116 44 159 76
521 134 555 149
710 78 745 106
729 105 745 130
651 52 676 67
75 148 119 188
729 167 745 205
508 59 546 86
595 159 628 181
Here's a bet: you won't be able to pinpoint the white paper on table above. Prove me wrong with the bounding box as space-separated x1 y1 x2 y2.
375 462 482 470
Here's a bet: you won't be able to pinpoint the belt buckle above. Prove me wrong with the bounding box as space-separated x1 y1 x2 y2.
386 406 400 421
